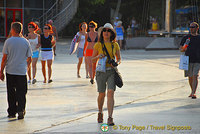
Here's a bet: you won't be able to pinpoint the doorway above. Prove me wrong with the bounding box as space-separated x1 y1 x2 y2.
6 9 23 36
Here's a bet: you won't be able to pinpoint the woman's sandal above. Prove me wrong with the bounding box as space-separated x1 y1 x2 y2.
191 94 197 99
77 74 81 78
48 80 53 83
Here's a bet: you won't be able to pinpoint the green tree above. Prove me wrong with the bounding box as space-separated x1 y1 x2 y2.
61 0 110 36
60 0 200 37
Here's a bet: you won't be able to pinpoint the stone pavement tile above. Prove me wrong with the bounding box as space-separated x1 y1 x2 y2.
41 81 200 133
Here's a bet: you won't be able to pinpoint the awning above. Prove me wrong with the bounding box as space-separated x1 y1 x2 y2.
176 6 197 14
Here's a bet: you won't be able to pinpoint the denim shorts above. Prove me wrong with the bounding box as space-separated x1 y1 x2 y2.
96 68 116 93
32 51 39 58
116 35 124 41
77 48 84 58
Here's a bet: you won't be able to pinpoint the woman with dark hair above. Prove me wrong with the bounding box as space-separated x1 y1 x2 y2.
25 22 41 84
92 23 121 126
40 24 55 83
85 21 98 84
76 22 88 78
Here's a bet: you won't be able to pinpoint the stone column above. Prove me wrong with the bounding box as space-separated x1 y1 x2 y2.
165 0 171 36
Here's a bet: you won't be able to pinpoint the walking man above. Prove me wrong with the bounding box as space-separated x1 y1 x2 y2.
0 22 32 119
180 22 200 99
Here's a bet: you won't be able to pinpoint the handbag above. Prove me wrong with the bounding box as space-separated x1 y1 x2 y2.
179 54 189 70
114 67 123 88
96 56 107 72
102 43 123 88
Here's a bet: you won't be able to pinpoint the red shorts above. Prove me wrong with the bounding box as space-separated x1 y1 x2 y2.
85 49 93 57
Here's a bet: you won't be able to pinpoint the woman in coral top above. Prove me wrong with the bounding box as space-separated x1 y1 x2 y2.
85 21 98 84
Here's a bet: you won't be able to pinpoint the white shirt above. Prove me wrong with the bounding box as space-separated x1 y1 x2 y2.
77 32 86 49
29 35 39 52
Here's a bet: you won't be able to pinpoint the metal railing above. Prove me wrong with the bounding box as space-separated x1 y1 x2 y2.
36 0 79 32
53 0 78 32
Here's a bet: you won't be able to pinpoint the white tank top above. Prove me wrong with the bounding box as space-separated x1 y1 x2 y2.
29 35 39 52
77 32 86 49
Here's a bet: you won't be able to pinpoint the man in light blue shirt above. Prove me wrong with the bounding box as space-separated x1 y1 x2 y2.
0 22 32 119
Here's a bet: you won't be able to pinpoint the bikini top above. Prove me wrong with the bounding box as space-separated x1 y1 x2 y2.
87 34 98 42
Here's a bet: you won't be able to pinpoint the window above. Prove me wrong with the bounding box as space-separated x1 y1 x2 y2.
24 9 43 33
6 0 22 8
24 0 43 9
0 0 4 7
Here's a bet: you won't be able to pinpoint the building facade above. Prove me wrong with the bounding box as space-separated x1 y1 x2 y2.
0 0 54 38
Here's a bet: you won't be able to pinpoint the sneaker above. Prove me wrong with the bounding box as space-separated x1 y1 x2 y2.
90 79 94 84
107 117 115 126
86 76 89 79
8 114 16 118
32 79 37 84
192 95 197 99
48 80 53 83
28 80 31 84
97 113 103 123
18 111 25 120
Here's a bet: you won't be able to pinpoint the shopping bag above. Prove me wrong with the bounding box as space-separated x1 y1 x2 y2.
96 57 107 72
179 55 189 70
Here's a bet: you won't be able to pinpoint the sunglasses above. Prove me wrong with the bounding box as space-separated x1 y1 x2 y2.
189 26 196 28
43 27 49 30
28 26 35 28
89 25 95 28
103 28 112 32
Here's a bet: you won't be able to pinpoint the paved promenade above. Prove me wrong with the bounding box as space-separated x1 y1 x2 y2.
0 40 200 134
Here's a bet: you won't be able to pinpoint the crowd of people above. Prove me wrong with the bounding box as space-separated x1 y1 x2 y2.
0 20 122 126
0 20 58 120
1 18 199 127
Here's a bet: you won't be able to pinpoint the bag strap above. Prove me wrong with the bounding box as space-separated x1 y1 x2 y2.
102 43 114 60
102 43 119 70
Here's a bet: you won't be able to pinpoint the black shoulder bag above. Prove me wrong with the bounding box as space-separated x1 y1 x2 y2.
102 43 123 88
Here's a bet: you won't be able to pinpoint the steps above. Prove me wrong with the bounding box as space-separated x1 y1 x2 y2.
126 37 179 50
37 0 79 32
145 37 178 50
